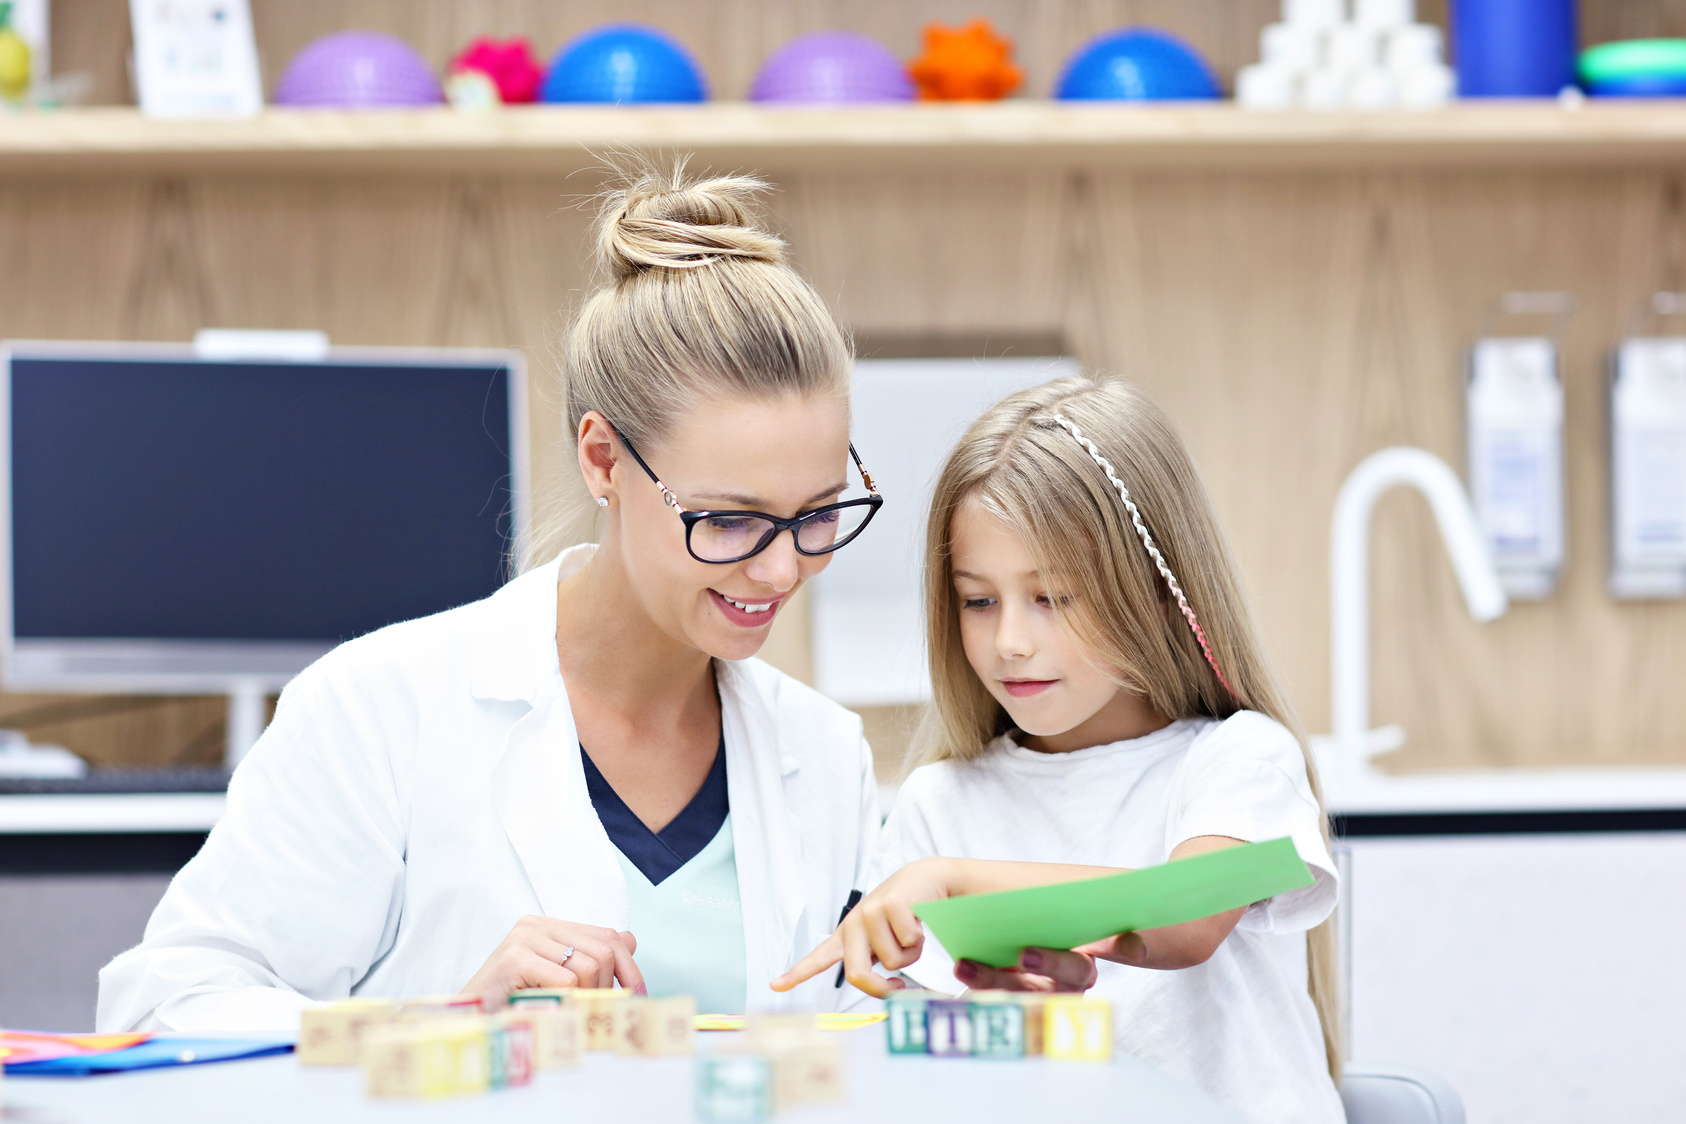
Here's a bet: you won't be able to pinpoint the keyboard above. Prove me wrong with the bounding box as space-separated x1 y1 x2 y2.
0 768 232 795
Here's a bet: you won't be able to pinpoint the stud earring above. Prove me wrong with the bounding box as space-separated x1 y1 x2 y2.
596 496 609 508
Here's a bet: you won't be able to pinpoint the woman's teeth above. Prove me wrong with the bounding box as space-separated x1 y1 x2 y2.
725 596 774 613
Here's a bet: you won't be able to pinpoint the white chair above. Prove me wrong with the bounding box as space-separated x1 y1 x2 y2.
1341 1067 1466 1124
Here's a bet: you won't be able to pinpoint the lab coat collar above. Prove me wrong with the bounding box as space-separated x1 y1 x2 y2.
717 659 809 1011
468 544 595 704
477 544 811 992
481 544 627 929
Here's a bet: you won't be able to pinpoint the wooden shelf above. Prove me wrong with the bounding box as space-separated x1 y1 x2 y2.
6 101 1686 176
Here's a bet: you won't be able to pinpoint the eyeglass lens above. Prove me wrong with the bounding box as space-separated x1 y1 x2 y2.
690 504 875 563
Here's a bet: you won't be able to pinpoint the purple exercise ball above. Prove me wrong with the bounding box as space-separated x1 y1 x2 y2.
274 31 444 108
751 32 913 103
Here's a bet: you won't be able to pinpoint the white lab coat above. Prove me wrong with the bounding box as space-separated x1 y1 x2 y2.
97 544 880 1032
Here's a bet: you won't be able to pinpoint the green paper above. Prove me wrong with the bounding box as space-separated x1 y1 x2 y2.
912 837 1314 969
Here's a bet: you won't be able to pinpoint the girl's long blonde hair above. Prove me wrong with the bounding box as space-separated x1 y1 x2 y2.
920 373 1343 1078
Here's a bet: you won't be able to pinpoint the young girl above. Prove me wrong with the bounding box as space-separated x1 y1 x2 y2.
775 375 1343 1123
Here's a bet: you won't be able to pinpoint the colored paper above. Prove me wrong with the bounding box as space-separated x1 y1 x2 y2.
0 1031 151 1066
695 1012 888 1032
5 1036 293 1075
912 837 1314 969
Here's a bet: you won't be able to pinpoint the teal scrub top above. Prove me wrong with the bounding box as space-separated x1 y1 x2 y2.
612 814 747 1016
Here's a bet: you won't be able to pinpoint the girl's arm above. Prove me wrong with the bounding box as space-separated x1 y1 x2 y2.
772 835 1247 999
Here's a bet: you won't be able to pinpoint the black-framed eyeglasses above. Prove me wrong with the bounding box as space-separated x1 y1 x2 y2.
609 423 884 565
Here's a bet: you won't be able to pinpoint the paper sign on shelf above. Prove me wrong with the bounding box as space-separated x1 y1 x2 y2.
129 0 262 118
911 837 1313 969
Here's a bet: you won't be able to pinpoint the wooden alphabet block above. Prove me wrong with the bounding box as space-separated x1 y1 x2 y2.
765 1036 844 1111
506 987 572 1007
362 1021 489 1099
297 997 397 1066
1013 993 1051 1056
487 1013 534 1088
395 995 483 1023
521 1003 583 1069
926 998 974 1057
573 988 626 1050
884 989 944 1054
1044 997 1112 1061
695 1054 773 1122
614 995 696 1056
968 993 1026 1058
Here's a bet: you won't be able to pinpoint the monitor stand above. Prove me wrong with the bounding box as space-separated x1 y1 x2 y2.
225 679 271 769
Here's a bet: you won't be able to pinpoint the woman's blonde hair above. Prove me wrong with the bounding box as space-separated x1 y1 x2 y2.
920 373 1343 1078
524 157 852 569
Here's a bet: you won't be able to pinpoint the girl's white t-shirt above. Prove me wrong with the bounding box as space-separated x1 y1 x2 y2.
871 711 1345 1124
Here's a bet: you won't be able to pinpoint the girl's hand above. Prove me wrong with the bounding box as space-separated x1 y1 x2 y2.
771 858 954 998
458 916 645 1007
953 933 1148 993
953 904 1244 993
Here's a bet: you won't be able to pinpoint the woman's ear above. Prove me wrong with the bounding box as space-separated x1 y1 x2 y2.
577 411 618 505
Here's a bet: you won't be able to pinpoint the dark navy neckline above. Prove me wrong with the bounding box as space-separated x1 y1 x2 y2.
580 737 729 886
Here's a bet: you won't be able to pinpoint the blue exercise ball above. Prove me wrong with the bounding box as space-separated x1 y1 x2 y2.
540 24 708 103
1055 29 1220 101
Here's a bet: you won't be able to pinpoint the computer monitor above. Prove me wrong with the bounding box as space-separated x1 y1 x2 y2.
0 340 528 764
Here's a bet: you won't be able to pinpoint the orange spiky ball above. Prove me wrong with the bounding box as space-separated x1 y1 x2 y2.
908 19 1023 101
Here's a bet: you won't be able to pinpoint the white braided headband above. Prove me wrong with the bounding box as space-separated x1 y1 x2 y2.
1049 413 1237 700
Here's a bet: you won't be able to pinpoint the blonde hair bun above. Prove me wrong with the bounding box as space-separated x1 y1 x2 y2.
597 159 786 279
530 155 851 570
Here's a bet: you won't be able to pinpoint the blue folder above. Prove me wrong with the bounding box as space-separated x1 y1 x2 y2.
5 1036 294 1076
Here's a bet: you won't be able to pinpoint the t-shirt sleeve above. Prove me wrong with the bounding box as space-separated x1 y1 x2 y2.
1168 713 1337 934
866 767 946 890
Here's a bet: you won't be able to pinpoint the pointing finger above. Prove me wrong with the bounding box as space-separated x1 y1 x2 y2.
771 932 842 993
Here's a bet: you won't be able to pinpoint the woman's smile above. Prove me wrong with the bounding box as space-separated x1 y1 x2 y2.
709 588 783 628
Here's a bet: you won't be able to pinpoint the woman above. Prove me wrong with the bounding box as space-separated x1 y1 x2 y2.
97 162 884 1030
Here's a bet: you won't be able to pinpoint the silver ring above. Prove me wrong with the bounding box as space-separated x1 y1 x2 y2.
560 945 575 965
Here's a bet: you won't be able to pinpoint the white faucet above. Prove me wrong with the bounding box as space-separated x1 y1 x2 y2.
1314 447 1508 782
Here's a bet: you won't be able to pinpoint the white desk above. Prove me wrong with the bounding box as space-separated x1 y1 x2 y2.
1325 765 1686 816
3 1030 1244 1124
0 793 225 833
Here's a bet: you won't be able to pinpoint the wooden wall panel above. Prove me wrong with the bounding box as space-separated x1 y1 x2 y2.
770 165 1686 772
0 170 593 764
3 161 1685 769
3 159 1686 770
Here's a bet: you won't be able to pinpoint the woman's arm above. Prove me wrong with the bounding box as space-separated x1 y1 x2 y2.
772 835 1247 999
98 664 410 1032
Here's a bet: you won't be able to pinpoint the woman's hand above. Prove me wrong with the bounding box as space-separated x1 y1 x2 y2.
458 915 645 1007
771 858 955 999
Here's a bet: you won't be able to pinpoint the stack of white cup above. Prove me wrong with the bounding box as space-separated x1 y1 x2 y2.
1236 0 1455 110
